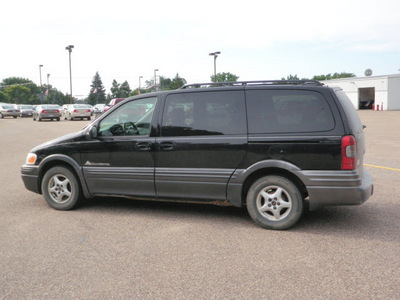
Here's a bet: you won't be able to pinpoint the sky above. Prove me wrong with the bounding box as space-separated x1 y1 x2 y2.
1 0 400 99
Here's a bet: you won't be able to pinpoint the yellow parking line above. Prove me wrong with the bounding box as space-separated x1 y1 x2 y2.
364 164 400 172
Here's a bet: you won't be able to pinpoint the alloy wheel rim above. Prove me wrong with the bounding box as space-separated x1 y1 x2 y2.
256 185 292 221
48 174 72 204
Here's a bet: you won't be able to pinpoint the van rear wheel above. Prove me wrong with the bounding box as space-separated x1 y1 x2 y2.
246 175 303 230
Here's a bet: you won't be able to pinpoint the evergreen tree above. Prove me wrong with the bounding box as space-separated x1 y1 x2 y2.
110 79 120 98
111 80 132 98
169 73 187 89
88 72 106 105
119 81 131 97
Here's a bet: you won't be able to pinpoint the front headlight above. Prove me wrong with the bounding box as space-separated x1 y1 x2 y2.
26 153 37 165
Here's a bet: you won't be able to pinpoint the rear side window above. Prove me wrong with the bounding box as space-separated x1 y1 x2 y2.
162 91 246 136
246 90 335 134
334 89 363 134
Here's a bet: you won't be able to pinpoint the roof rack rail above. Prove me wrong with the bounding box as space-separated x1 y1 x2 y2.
180 80 324 89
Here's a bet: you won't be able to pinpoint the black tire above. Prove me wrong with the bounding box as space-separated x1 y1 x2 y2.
41 166 82 210
13 116 17 119
38 118 42 122
0 113 3 119
56 117 60 121
246 175 303 230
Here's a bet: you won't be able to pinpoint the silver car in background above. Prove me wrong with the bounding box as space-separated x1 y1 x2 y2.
33 105 61 121
63 104 91 121
0 103 20 119
18 105 34 117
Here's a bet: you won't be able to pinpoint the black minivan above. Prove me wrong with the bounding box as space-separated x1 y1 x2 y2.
21 81 373 229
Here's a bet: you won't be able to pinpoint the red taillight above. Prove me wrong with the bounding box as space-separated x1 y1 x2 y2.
73 109 78 113
41 110 46 113
341 135 357 170
87 109 91 113
55 110 60 113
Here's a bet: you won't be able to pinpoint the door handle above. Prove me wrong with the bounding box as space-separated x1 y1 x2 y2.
160 141 175 151
136 142 151 151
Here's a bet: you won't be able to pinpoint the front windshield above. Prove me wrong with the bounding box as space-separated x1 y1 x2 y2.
98 97 157 137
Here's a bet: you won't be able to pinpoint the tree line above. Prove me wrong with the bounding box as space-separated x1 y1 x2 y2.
0 72 190 106
282 72 355 81
0 71 354 105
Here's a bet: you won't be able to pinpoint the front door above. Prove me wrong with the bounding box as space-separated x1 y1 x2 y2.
81 97 158 198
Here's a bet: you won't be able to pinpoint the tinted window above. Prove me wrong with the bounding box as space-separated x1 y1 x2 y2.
334 89 363 133
162 91 246 136
99 97 157 136
246 90 335 134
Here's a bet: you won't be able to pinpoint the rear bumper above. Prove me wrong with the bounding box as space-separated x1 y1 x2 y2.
296 170 374 210
21 165 40 194
71 113 90 118
40 114 61 119
2 112 19 117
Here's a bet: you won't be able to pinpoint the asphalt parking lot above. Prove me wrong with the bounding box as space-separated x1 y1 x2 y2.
1 111 399 299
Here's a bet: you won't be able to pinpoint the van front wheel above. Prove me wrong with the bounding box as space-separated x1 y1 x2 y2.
41 166 81 210
246 175 303 230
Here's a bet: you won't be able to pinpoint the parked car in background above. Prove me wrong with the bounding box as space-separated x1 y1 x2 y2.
82 104 94 116
33 105 61 121
93 103 106 118
103 98 125 112
0 103 20 118
18 105 34 117
63 104 91 121
61 104 69 115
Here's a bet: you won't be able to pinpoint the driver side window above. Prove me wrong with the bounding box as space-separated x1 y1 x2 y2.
98 97 157 137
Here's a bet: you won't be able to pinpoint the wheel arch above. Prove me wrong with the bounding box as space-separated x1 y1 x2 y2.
37 155 90 198
241 168 307 206
227 160 308 207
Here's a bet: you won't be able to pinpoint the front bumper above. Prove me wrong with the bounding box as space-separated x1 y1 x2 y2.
21 164 41 194
296 170 374 210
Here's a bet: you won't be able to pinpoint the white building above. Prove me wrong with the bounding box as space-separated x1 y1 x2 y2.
321 74 400 111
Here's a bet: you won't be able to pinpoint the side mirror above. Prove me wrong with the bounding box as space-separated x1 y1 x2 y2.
86 125 98 139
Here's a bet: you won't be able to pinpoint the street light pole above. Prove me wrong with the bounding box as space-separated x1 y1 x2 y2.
38 65 44 102
154 69 159 91
65 45 74 103
209 51 221 82
139 76 143 95
46 74 50 101
39 65 43 88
